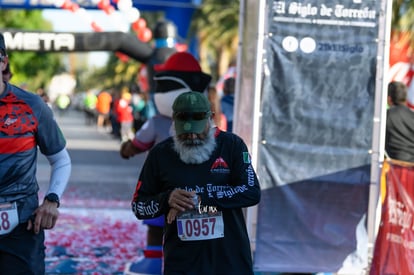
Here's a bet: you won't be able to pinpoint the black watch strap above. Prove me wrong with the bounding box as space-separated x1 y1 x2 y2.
44 193 60 208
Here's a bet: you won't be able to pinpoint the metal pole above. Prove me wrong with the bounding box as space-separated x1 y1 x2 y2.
366 0 393 270
243 0 266 251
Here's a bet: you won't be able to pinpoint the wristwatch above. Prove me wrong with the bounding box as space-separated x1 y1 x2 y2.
44 193 60 208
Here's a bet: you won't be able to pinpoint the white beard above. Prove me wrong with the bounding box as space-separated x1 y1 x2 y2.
173 127 216 164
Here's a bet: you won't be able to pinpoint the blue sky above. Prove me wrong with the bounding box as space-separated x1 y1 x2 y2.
42 9 130 67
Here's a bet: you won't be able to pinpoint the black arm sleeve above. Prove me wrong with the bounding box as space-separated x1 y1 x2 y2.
131 150 172 220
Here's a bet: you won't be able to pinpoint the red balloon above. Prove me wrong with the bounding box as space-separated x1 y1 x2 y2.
139 28 152 42
104 5 115 14
132 21 140 32
116 52 129 63
61 0 73 10
70 3 79 12
91 22 103 32
97 0 110 10
136 18 147 30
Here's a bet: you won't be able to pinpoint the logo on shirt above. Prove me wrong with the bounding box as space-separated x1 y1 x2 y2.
4 117 17 126
210 157 230 174
0 93 37 136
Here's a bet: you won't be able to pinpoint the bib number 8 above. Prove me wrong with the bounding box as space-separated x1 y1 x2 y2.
0 202 19 235
0 212 10 231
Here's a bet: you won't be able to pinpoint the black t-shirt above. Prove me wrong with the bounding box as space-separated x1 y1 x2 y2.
132 129 261 275
385 105 414 162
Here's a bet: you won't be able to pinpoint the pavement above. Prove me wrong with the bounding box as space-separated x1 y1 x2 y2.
37 109 146 203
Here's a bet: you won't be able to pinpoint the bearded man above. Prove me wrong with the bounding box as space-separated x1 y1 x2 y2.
121 52 211 274
131 91 261 275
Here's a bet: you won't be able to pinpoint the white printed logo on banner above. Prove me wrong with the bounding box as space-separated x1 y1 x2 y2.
282 36 316 53
300 37 316 53
282 36 298 52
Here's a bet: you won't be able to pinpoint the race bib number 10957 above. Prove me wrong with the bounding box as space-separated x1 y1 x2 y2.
177 211 224 241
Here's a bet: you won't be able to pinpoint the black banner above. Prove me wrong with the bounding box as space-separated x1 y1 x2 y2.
254 0 380 272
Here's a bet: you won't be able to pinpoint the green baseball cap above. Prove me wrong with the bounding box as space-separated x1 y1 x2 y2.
172 91 211 135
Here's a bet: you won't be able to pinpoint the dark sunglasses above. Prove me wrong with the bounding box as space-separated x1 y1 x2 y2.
174 111 211 121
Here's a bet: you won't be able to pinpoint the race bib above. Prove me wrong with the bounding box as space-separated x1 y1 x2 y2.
176 210 224 241
0 202 19 235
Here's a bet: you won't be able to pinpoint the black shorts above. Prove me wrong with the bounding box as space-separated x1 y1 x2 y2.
0 222 45 275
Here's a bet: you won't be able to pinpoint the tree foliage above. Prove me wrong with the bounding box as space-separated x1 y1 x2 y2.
391 0 414 31
82 53 140 92
189 0 239 82
0 10 64 91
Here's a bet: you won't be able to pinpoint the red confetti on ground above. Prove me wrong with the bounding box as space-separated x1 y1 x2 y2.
45 207 147 274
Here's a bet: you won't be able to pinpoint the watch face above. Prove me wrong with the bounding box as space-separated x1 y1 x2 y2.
46 193 60 206
46 193 58 201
